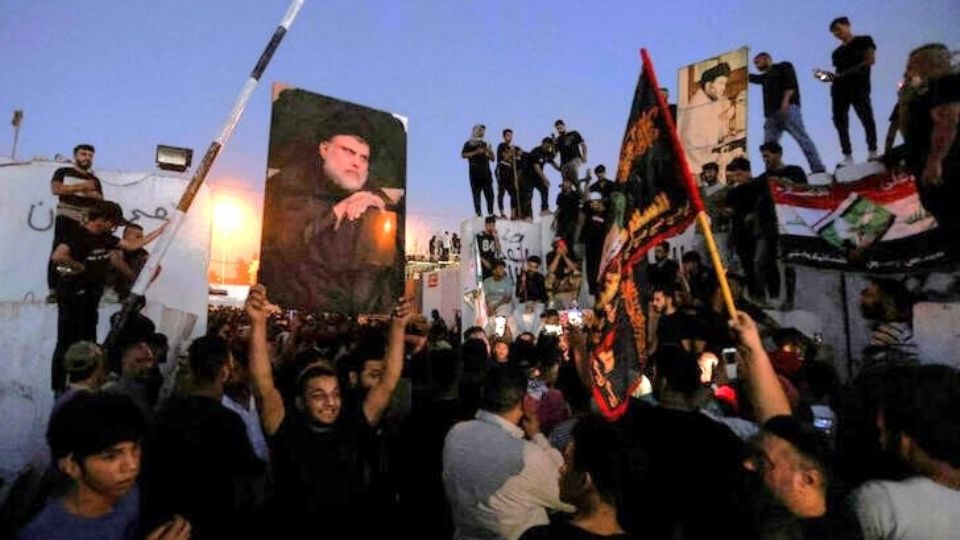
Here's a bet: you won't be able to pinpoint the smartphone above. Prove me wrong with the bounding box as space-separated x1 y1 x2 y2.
544 324 563 336
722 347 738 380
567 309 583 328
813 417 834 432
494 316 507 337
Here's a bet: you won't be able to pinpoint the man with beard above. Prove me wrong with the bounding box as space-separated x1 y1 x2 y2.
47 144 103 301
679 62 737 174
520 415 631 540
554 120 588 190
260 115 405 314
245 284 411 538
850 364 960 540
859 279 917 367
898 43 960 255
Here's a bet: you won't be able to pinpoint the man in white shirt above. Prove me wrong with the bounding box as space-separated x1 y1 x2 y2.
443 366 573 540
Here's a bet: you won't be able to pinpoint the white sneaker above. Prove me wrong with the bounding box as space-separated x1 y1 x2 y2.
838 154 854 168
868 150 880 161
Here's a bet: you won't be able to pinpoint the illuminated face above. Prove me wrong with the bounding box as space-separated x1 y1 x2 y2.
701 167 718 185
74 148 95 170
762 150 780 170
303 375 342 425
749 434 810 516
319 134 370 192
651 291 669 313
121 342 155 381
831 23 852 42
704 76 728 100
359 359 384 391
68 441 142 502
493 341 510 362
504 131 513 143
555 122 566 135
123 226 143 243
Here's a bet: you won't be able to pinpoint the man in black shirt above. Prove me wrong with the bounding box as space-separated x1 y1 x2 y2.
650 283 691 353
582 192 608 296
48 144 103 298
587 164 613 201
462 124 496 217
724 158 762 300
49 201 165 392
496 128 521 219
519 138 559 220
900 43 960 254
750 52 825 173
554 119 588 189
515 256 548 334
107 223 151 300
757 142 806 306
821 17 878 165
554 176 582 248
476 216 502 280
245 285 410 537
141 335 266 539
648 241 679 290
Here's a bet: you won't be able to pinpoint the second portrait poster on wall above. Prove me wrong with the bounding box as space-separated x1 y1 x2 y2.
260 83 407 315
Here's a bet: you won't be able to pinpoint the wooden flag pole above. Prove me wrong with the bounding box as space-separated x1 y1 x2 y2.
641 48 738 320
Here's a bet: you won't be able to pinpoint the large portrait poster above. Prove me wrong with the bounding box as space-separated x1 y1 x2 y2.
677 47 748 185
260 84 407 315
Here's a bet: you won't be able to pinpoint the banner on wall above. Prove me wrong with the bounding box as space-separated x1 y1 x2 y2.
772 171 947 273
260 84 407 315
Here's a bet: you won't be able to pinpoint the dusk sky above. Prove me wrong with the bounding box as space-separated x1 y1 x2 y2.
2 0 957 255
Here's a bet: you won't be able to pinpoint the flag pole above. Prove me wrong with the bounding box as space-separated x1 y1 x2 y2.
640 48 737 320
105 0 305 349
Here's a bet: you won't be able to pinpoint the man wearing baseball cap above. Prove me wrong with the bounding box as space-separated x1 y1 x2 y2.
49 200 166 393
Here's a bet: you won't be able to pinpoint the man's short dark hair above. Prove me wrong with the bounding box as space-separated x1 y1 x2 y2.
829 16 850 31
700 63 731 85
594 164 606 174
657 240 670 251
541 137 554 145
73 144 95 154
653 282 677 299
528 255 542 265
754 52 771 61
464 326 487 341
760 141 784 155
494 259 507 269
503 128 513 136
296 363 339 396
681 251 702 264
762 415 833 480
125 223 143 232
570 414 629 505
727 157 752 172
881 364 960 467
554 119 565 127
481 365 527 414
47 393 145 462
188 335 231 385
702 162 719 173
485 216 497 224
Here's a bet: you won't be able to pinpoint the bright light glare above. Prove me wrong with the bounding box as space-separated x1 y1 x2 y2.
215 199 242 232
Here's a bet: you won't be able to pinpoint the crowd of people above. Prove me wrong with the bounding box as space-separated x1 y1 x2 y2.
4 13 959 540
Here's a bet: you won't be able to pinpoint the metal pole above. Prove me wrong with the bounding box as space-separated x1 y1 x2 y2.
105 0 305 349
839 271 854 380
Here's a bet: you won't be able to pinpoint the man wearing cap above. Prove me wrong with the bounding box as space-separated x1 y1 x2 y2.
679 62 737 173
260 110 406 315
53 341 109 414
49 200 166 393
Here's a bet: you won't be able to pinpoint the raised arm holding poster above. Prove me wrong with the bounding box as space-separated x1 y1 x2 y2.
260 85 406 315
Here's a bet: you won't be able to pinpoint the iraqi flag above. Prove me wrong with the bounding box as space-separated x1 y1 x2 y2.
590 49 704 419
771 169 948 273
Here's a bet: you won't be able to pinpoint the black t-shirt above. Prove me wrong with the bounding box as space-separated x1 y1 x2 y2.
904 73 960 177
517 270 548 303
648 259 679 289
521 147 554 177
556 131 585 164
58 226 120 291
269 408 374 533
589 179 614 200
142 395 265 538
546 250 580 282
521 520 632 540
476 232 499 278
463 140 493 177
497 142 518 168
50 167 103 209
582 201 608 243
656 311 691 348
726 178 778 239
832 35 877 94
556 189 582 221
750 62 801 117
